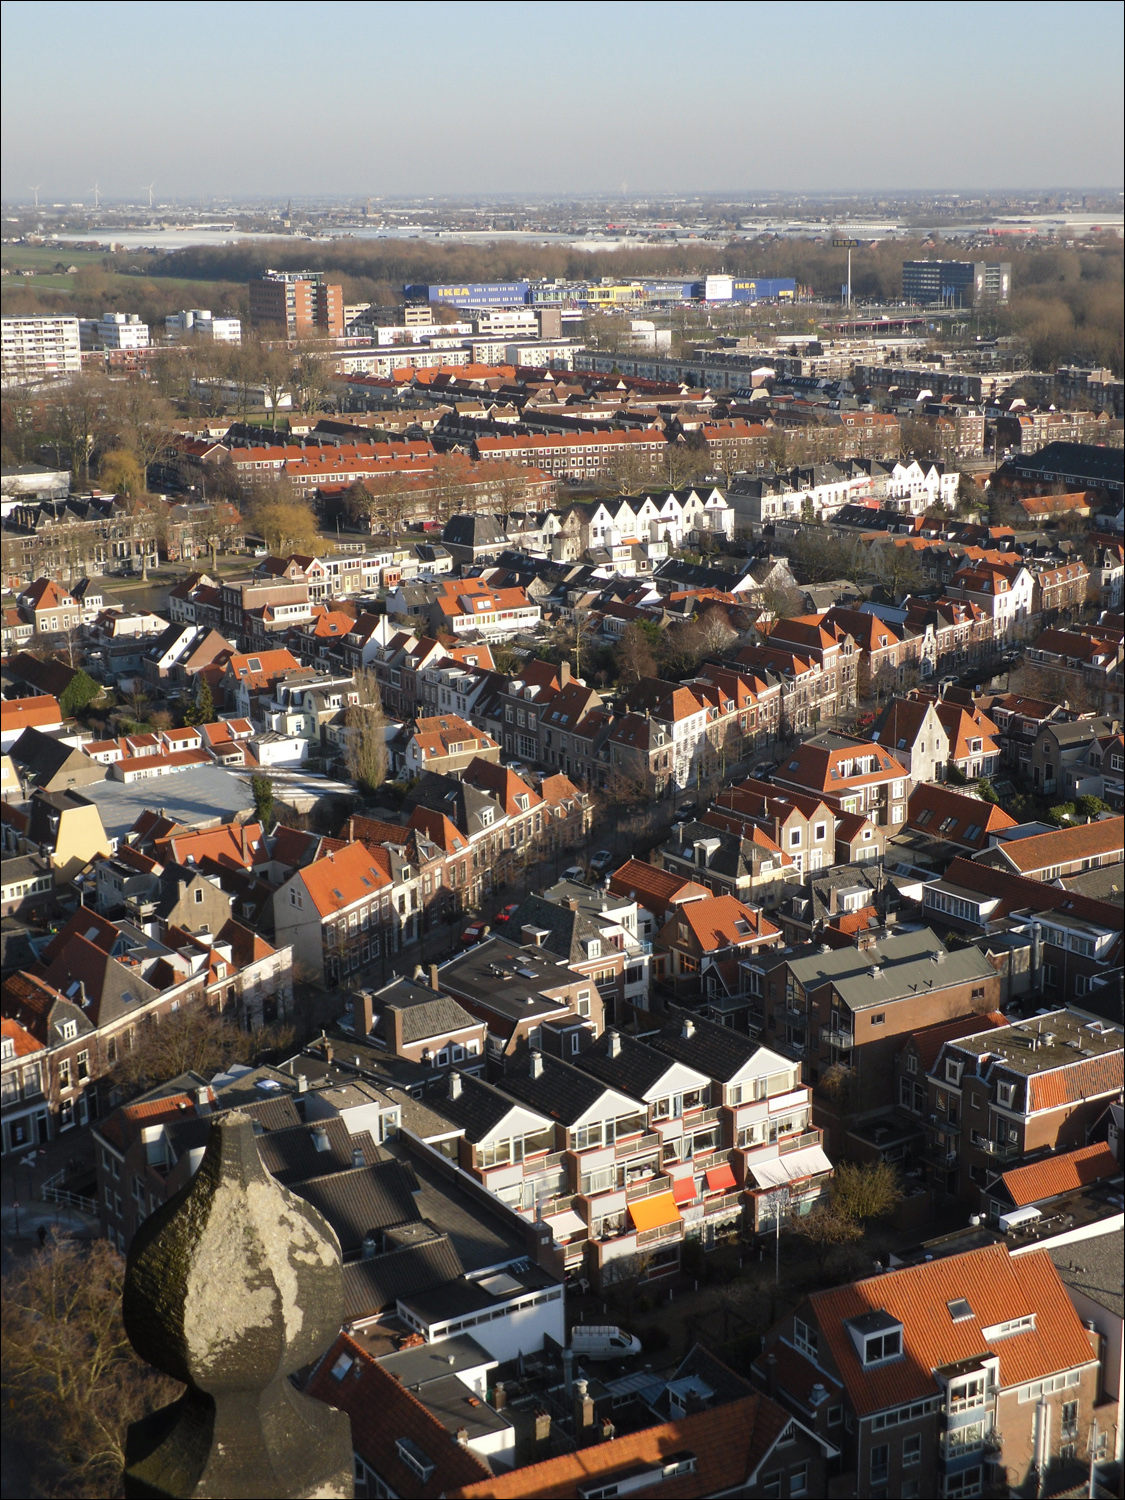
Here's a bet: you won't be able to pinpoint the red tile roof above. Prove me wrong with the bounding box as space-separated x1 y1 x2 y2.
306 1334 490 1498
907 784 1017 850
906 1011 1007 1073
1027 1053 1124 1113
0 696 63 733
1000 1142 1121 1208
298 840 393 918
1 1015 45 1057
446 1393 789 1499
808 1243 1097 1417
992 816 1124 875
670 895 778 953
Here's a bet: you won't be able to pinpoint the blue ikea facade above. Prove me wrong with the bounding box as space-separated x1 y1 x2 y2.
405 282 531 306
730 278 796 301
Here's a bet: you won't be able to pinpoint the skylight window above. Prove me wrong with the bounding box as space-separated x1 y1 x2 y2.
947 1298 974 1323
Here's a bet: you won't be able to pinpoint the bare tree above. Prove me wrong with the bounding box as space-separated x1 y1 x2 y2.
1 1236 181 1499
344 667 389 797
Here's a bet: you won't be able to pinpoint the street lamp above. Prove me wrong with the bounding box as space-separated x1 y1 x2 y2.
766 1184 791 1285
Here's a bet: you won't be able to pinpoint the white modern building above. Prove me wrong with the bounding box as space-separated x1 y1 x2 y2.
1 316 81 385
166 309 242 344
79 313 150 351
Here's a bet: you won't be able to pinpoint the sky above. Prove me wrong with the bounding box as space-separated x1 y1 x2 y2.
2 0 1122 201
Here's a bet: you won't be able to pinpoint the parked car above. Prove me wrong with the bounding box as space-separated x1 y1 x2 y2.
676 801 697 819
460 920 487 946
588 849 613 875
493 903 519 927
751 762 774 781
562 865 585 882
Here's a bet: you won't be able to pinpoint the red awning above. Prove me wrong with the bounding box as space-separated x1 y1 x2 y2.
670 1176 697 1203
705 1163 737 1193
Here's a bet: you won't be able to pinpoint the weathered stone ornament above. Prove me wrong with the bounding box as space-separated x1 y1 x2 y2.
122 1112 353 1498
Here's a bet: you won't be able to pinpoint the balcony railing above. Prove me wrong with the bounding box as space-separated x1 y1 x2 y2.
615 1131 661 1160
626 1174 672 1201
637 1221 683 1247
979 1138 1023 1162
778 1129 822 1155
819 1024 854 1048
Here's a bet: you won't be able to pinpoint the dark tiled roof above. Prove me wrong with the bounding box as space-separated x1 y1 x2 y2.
254 1120 382 1186
575 1030 680 1098
292 1161 421 1256
341 1226 464 1320
649 1009 762 1082
499 1048 622 1124
425 1070 541 1141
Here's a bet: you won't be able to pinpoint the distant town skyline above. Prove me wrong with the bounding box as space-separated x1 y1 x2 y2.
2 0 1122 200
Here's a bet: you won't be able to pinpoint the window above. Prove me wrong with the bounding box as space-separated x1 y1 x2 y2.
864 1330 901 1365
871 1012 885 1025
395 1438 434 1484
793 1318 818 1359
871 1443 889 1484
761 1475 781 1500
194 887 204 905
790 1462 808 1497
827 1405 843 1427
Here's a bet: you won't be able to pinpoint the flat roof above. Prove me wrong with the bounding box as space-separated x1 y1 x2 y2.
951 1010 1122 1077
438 938 577 1019
1048 1230 1125 1320
80 765 254 838
378 1332 494 1385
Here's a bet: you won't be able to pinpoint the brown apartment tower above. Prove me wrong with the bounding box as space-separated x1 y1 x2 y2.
248 269 343 337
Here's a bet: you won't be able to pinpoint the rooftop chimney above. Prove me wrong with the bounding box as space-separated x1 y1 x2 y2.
449 1072 463 1100
312 1125 330 1153
351 1146 364 1168
297 1074 308 1094
608 1030 621 1058
560 660 572 687
828 885 838 916
682 1017 695 1040
356 988 375 1039
429 963 440 992
530 1052 544 1079
194 1087 211 1117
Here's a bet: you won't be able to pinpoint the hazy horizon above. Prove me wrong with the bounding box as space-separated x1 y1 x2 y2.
2 0 1123 201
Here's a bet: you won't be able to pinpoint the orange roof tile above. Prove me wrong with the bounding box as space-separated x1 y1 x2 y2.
1 1015 44 1057
1027 1053 1124 1113
298 840 393 918
673 894 778 952
809 1243 1098 1417
1000 1142 1120 1208
994 817 1124 875
446 1394 789 1500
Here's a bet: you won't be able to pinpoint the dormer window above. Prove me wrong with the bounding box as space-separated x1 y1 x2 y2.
997 1081 1015 1108
944 1059 963 1085
848 1311 903 1367
864 1329 902 1365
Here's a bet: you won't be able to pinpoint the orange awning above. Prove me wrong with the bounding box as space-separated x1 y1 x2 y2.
628 1192 682 1233
670 1175 697 1203
705 1163 737 1193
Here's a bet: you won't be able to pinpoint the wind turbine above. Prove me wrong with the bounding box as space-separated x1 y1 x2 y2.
29 185 41 209
91 182 101 210
144 182 154 209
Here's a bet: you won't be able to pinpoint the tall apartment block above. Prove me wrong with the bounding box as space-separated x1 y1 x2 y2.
1 316 82 385
248 269 344 338
902 260 1011 307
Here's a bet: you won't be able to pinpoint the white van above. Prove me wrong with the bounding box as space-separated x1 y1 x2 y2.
569 1325 642 1360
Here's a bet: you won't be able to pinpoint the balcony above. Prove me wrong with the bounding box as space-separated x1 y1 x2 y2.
615 1131 661 1160
625 1175 669 1202
778 1129 822 1155
979 1138 1023 1163
819 1023 854 1049
637 1221 683 1247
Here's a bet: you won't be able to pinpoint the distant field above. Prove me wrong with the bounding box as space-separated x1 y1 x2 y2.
1 244 106 269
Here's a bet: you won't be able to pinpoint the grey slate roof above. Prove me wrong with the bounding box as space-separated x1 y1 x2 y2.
650 1009 765 1082
425 1071 547 1142
254 1120 382 1186
784 926 995 1012
404 772 500 840
499 1048 624 1124
341 1224 464 1320
292 1160 422 1257
372 977 477 1046
575 1030 679 1099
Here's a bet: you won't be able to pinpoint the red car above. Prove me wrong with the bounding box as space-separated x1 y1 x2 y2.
460 920 487 946
493 903 520 926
